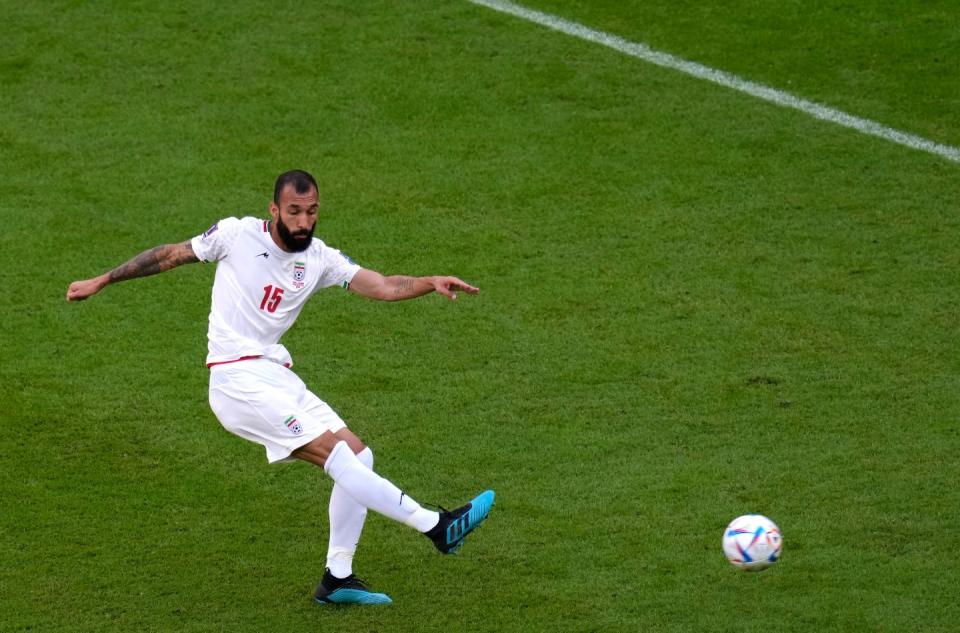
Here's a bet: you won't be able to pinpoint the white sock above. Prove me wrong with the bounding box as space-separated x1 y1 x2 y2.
324 441 439 533
326 446 373 579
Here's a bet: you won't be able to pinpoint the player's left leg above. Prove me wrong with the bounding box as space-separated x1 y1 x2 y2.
325 428 367 578
314 567 392 605
318 428 392 604
208 362 393 604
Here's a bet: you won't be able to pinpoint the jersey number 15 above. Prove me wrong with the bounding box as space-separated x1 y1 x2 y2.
260 285 284 313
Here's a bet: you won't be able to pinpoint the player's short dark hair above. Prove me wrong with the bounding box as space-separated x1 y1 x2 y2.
273 170 318 203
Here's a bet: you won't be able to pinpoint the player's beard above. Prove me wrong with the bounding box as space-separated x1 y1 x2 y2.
276 218 314 252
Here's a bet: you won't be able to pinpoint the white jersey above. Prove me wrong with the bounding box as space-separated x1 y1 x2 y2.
190 216 361 367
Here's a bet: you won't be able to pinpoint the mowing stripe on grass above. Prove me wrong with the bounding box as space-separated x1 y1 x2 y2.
467 0 960 164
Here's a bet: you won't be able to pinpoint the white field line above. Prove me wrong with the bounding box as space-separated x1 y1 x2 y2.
467 0 960 164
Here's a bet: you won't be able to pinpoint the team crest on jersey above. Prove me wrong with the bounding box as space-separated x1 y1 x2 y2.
292 261 306 289
283 415 303 435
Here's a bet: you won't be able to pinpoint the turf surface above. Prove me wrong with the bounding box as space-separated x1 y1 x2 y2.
2 1 958 631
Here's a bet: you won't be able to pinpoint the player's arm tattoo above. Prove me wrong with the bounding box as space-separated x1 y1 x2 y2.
391 276 417 298
107 241 200 284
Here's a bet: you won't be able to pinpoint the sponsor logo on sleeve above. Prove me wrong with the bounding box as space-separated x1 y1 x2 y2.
202 222 219 239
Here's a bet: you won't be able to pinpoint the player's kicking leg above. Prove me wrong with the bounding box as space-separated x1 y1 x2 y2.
292 432 495 604
423 489 496 554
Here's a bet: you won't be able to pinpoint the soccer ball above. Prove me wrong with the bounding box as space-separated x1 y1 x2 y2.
722 514 782 571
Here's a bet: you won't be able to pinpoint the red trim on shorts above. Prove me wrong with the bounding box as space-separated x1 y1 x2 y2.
207 355 263 368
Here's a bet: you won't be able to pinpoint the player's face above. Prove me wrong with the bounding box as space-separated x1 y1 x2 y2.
270 185 318 252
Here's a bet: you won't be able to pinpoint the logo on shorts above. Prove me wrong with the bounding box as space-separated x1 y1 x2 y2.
283 415 303 435
293 261 306 289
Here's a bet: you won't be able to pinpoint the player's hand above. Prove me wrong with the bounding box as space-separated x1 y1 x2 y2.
66 275 108 302
432 276 479 300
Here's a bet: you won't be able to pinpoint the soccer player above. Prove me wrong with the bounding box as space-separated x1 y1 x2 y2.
66 170 494 605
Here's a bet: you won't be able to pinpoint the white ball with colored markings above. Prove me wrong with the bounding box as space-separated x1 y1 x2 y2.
722 514 782 571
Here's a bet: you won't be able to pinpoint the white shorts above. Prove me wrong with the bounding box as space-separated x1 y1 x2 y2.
208 358 347 463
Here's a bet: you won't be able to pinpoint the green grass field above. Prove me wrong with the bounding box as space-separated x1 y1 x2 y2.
2 1 959 631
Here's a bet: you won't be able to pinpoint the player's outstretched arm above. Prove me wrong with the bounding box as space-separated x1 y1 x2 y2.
348 269 479 302
66 240 200 302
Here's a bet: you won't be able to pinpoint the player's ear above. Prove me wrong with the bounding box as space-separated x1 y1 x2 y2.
269 201 280 221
